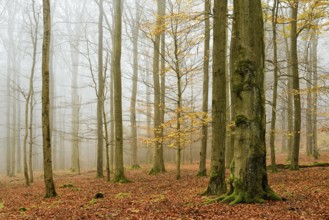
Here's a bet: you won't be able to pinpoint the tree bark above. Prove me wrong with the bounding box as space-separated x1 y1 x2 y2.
311 31 319 159
96 0 104 178
150 0 166 175
130 0 141 169
220 0 281 204
41 0 57 198
198 0 211 177
113 0 128 182
290 0 301 170
269 0 279 172
204 0 227 195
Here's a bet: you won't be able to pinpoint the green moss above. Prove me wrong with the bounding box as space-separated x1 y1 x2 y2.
131 164 141 169
235 115 250 128
196 170 207 177
60 184 74 188
0 203 4 209
113 173 130 183
19 207 27 212
115 192 131 199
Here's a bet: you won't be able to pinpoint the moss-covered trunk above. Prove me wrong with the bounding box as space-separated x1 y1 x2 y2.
220 0 281 205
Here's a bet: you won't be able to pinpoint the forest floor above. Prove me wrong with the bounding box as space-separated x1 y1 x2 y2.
1 153 329 219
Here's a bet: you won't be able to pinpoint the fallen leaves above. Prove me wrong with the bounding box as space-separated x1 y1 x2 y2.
1 153 329 219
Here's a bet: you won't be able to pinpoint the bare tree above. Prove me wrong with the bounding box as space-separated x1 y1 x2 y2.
41 0 57 198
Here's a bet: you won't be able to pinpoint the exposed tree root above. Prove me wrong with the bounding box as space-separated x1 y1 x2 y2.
202 187 282 206
149 168 165 175
113 174 130 183
219 188 282 205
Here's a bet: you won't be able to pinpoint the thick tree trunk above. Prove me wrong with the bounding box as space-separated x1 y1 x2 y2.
220 0 281 204
204 0 227 195
41 0 57 198
113 0 128 182
198 0 210 177
290 0 301 170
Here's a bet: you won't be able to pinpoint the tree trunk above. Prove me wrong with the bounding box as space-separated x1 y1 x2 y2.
204 0 227 196
110 69 115 171
311 32 319 159
96 0 104 178
290 0 301 170
41 0 57 198
159 0 166 172
70 42 81 173
113 0 128 183
29 96 35 183
282 21 293 161
220 0 281 204
269 0 279 172
130 0 141 169
198 0 210 177
305 33 313 156
150 0 166 175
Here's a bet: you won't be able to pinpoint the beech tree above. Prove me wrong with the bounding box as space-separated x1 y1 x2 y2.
96 0 105 178
149 0 166 175
203 0 227 195
290 0 301 170
113 0 128 183
220 0 281 204
197 0 211 177
41 0 57 198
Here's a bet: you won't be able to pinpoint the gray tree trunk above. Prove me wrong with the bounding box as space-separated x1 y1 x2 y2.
290 0 301 170
113 0 128 182
150 0 166 175
311 32 319 159
269 0 279 172
204 0 227 195
130 0 141 169
96 0 105 178
41 0 57 198
198 0 210 177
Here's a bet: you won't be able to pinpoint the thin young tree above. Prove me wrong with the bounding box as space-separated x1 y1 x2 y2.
41 0 57 198
290 0 301 170
96 0 105 178
129 0 141 169
269 0 279 172
197 0 211 177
